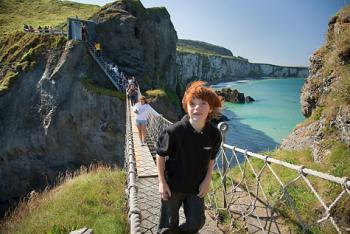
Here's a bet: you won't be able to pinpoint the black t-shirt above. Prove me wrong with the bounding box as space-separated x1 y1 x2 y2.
156 115 222 194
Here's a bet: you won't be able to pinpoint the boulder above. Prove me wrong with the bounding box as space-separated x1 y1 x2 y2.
91 0 177 89
245 96 255 103
216 88 249 103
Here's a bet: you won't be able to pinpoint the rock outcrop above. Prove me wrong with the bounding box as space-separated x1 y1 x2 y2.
215 88 253 104
91 0 177 88
176 52 308 86
281 5 350 161
0 40 125 216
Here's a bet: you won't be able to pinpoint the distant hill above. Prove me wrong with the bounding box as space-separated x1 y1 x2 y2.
0 0 100 36
177 39 239 58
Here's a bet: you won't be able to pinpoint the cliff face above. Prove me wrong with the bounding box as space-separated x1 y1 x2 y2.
281 5 350 161
0 40 125 216
91 0 177 88
176 52 308 86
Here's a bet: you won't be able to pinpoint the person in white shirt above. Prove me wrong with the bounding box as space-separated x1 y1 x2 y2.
133 96 159 146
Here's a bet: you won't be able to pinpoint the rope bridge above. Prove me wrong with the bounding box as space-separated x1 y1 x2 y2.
143 107 350 233
84 53 349 232
66 26 349 232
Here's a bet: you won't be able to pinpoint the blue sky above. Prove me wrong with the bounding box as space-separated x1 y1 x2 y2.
72 0 349 66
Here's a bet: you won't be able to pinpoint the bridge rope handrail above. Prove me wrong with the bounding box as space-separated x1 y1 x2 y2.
125 97 142 234
223 144 350 186
214 144 350 233
143 101 349 233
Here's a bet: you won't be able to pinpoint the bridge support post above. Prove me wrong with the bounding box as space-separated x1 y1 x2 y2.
218 122 229 208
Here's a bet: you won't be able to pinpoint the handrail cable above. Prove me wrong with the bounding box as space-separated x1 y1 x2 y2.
125 96 142 233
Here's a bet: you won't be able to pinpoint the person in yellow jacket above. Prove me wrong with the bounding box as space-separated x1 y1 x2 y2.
95 42 101 56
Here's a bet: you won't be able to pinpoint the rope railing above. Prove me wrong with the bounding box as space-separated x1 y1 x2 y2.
143 106 350 233
125 97 141 234
209 143 350 233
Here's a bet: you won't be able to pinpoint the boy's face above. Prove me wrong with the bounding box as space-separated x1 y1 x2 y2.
187 98 212 122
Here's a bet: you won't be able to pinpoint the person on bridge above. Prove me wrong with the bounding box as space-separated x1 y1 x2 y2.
156 81 223 233
127 83 138 105
133 96 159 146
94 42 101 56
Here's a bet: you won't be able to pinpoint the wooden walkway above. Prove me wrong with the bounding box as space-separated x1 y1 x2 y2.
130 110 222 234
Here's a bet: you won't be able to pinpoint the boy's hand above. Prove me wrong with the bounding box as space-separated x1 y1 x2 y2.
159 182 171 200
197 176 211 198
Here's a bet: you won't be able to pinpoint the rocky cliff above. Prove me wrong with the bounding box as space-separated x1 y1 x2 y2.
281 5 350 161
91 0 177 88
0 37 126 216
176 47 308 88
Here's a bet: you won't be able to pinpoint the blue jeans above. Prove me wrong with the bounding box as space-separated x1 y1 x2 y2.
136 119 147 126
158 193 205 234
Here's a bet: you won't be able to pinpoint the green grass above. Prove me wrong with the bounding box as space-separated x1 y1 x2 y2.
81 76 126 100
176 40 248 61
307 4 350 112
0 0 99 36
0 165 128 234
337 68 350 104
145 88 180 105
0 31 67 96
176 45 248 61
145 89 166 97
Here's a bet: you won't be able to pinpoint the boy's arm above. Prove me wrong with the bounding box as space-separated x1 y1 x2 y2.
197 159 214 198
156 155 171 200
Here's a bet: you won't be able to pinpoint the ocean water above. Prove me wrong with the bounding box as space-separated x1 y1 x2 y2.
212 78 306 153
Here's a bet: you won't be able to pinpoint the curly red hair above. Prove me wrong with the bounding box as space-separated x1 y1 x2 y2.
182 81 223 120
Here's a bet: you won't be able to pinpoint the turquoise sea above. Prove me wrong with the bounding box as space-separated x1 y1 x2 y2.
212 78 306 153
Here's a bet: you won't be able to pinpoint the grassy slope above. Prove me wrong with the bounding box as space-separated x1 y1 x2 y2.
0 31 67 96
311 4 350 121
81 76 126 100
177 40 248 61
298 5 350 152
0 0 98 95
0 0 99 36
0 166 128 234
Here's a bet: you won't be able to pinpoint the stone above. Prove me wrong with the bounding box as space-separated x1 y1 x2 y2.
245 96 255 103
215 88 247 103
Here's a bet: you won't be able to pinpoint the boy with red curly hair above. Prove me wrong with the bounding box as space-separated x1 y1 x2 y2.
156 81 223 233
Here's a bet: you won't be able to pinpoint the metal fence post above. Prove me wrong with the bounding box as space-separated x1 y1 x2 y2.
218 122 229 208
